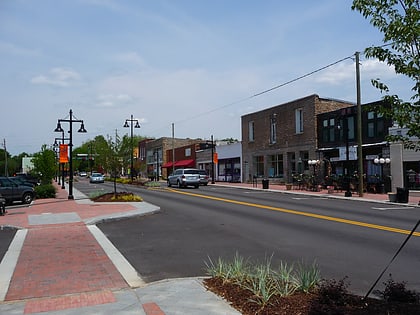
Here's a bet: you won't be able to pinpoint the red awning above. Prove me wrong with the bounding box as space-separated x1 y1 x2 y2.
162 162 173 168
174 159 195 168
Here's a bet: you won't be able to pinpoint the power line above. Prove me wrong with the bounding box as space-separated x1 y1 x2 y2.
153 53 356 130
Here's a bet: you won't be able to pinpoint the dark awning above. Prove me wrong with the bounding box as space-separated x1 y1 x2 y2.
174 159 195 168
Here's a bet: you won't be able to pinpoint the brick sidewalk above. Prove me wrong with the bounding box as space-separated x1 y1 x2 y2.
222 182 420 205
1 182 135 313
5 224 128 301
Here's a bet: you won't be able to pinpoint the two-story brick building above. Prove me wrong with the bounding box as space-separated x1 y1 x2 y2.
241 94 353 183
317 100 393 192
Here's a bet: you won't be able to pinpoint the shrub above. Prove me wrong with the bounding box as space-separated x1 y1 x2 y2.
34 184 56 199
374 275 420 304
111 193 142 202
309 277 352 315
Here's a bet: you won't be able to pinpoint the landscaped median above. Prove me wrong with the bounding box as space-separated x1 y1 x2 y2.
203 253 420 315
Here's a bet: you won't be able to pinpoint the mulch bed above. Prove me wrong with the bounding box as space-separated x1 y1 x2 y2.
203 277 420 315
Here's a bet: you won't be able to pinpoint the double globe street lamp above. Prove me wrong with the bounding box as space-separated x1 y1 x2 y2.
308 159 320 191
123 115 140 182
54 109 87 199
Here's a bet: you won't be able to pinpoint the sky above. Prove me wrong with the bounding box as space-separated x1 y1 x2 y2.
0 0 413 156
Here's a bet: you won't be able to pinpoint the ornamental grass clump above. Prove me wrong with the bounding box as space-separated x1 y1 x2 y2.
243 259 278 308
273 261 297 297
205 254 321 309
293 260 321 293
205 256 232 283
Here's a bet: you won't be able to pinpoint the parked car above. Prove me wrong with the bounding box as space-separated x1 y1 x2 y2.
0 177 35 205
167 168 200 188
90 173 104 183
0 193 6 215
79 171 88 177
9 176 35 187
198 169 209 186
14 173 39 186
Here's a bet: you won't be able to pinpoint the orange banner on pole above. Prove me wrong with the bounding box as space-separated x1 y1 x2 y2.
213 152 218 164
59 144 69 163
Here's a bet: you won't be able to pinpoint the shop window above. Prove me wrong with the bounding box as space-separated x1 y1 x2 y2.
270 116 277 144
253 155 264 177
268 154 283 178
295 109 303 134
249 121 255 142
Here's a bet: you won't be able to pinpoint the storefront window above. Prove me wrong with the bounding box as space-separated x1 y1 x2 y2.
253 155 264 177
268 154 283 178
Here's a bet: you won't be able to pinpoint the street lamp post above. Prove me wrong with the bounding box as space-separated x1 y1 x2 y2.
374 157 391 193
123 114 140 182
337 115 352 197
53 132 70 189
308 159 320 191
54 109 87 199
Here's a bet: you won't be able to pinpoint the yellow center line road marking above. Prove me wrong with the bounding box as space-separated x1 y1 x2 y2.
166 188 420 237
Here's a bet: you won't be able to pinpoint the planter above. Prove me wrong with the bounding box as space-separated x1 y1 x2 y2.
388 193 397 202
286 184 292 190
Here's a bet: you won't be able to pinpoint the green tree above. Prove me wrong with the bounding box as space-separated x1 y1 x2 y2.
119 134 143 177
32 145 57 185
352 0 420 150
0 149 21 176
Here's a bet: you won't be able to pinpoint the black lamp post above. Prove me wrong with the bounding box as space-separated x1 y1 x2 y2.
54 109 87 199
123 114 140 182
337 117 352 197
374 157 391 193
53 132 70 190
308 159 320 191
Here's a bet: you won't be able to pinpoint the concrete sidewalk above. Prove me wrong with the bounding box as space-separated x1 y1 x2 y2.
219 181 420 206
0 182 240 315
0 180 418 315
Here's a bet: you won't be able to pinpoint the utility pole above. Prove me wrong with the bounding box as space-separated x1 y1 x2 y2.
211 135 215 184
356 51 364 197
172 123 175 175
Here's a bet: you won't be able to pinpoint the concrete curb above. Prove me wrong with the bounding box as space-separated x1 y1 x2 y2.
88 225 146 288
0 229 27 302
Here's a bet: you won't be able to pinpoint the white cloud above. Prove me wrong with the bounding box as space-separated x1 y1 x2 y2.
0 41 40 56
113 52 147 67
31 67 81 87
314 58 397 86
95 93 134 108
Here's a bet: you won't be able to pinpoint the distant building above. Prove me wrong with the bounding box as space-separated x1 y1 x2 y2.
139 137 200 179
22 157 34 173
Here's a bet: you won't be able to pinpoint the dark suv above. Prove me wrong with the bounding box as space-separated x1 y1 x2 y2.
14 173 40 186
0 177 35 205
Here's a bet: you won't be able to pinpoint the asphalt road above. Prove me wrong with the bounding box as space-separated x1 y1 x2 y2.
80 180 420 296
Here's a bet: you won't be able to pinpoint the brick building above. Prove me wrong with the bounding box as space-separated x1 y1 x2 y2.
138 137 199 179
241 94 353 183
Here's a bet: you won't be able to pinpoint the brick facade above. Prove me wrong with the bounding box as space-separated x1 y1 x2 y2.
138 137 199 179
241 94 353 183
